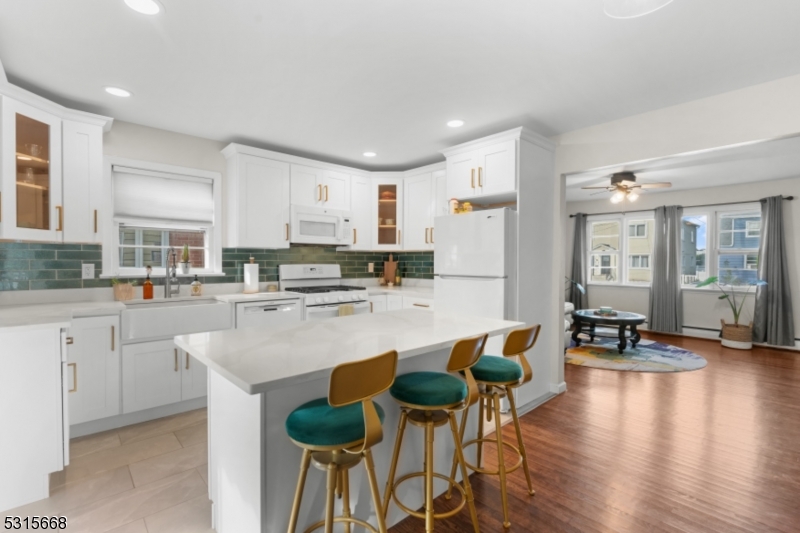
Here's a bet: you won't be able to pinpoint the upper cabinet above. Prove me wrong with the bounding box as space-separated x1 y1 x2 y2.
372 175 404 250
348 175 372 250
403 173 434 251
291 164 350 210
0 89 111 243
224 148 291 249
442 131 519 203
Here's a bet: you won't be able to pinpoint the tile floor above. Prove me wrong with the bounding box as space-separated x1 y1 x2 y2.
2 409 212 533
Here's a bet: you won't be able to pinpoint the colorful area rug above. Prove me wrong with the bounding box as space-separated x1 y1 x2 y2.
566 334 707 373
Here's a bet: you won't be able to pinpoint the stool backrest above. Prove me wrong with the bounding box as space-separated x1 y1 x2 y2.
446 333 488 407
502 324 540 385
329 350 398 452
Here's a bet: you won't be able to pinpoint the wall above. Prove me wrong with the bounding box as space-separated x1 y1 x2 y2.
565 176 800 337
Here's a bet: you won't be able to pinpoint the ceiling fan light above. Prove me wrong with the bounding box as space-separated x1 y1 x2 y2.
604 0 674 19
627 191 640 202
610 191 626 204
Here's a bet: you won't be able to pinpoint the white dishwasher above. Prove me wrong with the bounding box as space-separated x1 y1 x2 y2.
235 298 303 329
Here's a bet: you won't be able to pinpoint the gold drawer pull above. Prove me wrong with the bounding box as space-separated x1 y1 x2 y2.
413 303 430 308
186 352 190 370
317 184 322 202
353 228 357 245
478 167 483 187
56 205 63 231
68 363 77 393
111 326 115 351
471 169 475 189
324 185 329 202
174 349 178 372
431 227 434 243
398 229 401 245
285 223 290 241
66 337 74 345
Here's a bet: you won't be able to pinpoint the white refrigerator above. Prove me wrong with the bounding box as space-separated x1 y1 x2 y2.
434 208 518 357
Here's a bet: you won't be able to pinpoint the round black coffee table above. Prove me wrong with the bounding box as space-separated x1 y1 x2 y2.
571 310 646 354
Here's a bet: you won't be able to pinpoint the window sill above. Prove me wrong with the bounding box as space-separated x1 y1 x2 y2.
99 272 226 279
586 283 650 289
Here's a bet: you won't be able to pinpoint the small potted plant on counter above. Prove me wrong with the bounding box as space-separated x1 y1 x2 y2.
180 244 191 275
112 278 137 301
695 276 766 350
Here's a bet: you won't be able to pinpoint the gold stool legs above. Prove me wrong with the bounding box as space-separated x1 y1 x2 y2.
448 411 480 533
491 390 510 529
383 410 408 518
424 414 435 532
506 386 534 496
364 449 389 533
288 449 312 533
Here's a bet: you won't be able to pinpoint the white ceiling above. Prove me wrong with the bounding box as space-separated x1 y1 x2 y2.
2 1 800 170
565 134 800 202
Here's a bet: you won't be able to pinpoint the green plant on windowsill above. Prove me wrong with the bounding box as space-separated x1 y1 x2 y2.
695 276 766 349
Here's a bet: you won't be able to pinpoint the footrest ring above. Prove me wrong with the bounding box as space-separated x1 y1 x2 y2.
391 471 466 520
303 516 378 533
461 437 523 475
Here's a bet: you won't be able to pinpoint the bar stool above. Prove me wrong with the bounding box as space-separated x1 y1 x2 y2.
285 350 398 533
446 324 541 529
382 334 487 533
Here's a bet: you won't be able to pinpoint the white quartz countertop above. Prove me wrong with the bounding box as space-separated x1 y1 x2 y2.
367 286 434 299
0 301 124 332
174 309 522 395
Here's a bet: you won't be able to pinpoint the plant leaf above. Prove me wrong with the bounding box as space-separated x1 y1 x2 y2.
718 295 729 300
695 277 718 288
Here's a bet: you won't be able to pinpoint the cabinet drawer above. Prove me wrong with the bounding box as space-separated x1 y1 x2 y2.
402 296 434 311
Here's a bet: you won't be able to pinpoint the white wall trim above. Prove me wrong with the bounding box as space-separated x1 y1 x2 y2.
0 80 113 131
441 126 556 157
70 397 207 438
550 381 567 394
0 56 6 84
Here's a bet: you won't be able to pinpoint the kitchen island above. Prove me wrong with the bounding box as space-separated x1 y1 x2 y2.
175 309 524 533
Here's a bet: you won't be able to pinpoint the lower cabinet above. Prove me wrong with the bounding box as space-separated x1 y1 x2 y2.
122 340 207 414
387 295 403 311
403 296 434 311
369 295 387 313
67 316 121 425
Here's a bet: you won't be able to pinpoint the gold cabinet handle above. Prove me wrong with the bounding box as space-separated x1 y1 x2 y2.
478 167 483 187
431 227 434 244
317 184 322 202
68 363 77 393
94 210 98 233
174 349 178 372
66 337 74 345
285 223 290 241
186 352 190 370
413 303 430 308
353 228 357 245
471 169 475 189
398 229 401 245
56 205 63 231
111 326 115 351
370 302 373 313
324 185 329 202
425 228 430 244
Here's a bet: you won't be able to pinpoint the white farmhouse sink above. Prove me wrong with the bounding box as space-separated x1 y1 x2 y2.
122 298 232 342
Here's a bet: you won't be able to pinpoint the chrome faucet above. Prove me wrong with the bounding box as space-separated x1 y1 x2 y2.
165 247 180 298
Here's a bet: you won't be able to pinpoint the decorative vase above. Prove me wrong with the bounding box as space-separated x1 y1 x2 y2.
179 262 190 275
113 283 135 301
720 319 753 350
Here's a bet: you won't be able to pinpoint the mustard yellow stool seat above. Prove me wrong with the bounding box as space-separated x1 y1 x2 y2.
382 334 488 533
286 350 398 533
446 324 541 529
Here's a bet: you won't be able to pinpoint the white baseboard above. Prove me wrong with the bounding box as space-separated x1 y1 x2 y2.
70 397 207 438
550 381 567 394
679 327 800 350
515 389 559 418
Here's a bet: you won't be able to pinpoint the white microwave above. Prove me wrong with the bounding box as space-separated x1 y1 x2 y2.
290 205 353 246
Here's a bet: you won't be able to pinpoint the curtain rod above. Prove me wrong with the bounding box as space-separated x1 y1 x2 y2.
569 196 794 218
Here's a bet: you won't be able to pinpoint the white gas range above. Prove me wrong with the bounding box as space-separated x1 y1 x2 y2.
278 264 371 321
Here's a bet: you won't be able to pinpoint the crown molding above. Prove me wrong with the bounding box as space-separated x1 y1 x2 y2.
440 126 556 157
0 81 113 131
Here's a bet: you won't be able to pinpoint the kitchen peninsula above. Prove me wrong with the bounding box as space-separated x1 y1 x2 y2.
174 308 523 533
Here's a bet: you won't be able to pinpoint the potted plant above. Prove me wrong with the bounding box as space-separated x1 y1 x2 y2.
695 276 766 350
111 278 137 301
180 244 191 275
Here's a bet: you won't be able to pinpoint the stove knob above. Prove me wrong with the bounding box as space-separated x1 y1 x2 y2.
338 296 345 302
350 295 358 301
323 297 329 303
316 297 323 304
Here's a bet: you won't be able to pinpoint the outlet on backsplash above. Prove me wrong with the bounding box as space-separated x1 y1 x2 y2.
81 264 95 280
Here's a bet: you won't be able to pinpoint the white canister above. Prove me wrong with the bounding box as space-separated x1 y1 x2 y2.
243 259 259 294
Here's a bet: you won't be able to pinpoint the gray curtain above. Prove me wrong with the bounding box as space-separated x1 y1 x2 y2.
648 206 683 333
753 196 795 346
569 213 588 309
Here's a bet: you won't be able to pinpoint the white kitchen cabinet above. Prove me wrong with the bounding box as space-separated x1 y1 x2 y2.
348 175 372 250
291 164 351 210
372 176 404 250
403 296 435 311
477 139 516 197
224 150 291 248
443 137 517 201
122 340 183 414
403 173 434 251
180 349 208 401
369 295 387 313
67 316 120 425
445 150 479 200
62 120 104 243
0 96 63 242
433 170 449 219
387 294 403 311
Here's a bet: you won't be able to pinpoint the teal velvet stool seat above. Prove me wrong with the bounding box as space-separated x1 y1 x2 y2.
286 350 398 533
446 325 541 530
382 334 487 533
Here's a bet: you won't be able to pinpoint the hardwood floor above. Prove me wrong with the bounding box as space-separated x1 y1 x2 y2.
389 333 800 533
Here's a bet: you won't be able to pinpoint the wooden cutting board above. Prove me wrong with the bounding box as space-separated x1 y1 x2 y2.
384 253 398 283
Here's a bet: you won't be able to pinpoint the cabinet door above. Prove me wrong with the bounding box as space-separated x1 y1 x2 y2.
235 155 291 248
62 120 103 243
122 340 182 414
181 350 207 401
290 164 324 207
321 170 351 210
432 170 449 219
0 96 63 242
387 295 403 311
477 140 516 196
372 178 404 250
67 316 120 425
402 296 435 311
369 295 387 313
403 173 433 250
445 150 478 200
349 175 372 250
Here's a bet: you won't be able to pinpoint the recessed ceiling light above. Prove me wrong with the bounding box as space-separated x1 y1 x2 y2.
363 152 377 157
105 87 132 98
604 0 673 19
124 0 163 15
447 120 465 128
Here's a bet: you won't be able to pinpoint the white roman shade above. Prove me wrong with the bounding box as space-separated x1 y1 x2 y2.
112 165 215 225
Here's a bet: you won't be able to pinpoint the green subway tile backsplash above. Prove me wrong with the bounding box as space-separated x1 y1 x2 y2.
0 242 434 291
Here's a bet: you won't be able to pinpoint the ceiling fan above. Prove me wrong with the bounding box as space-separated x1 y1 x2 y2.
581 172 671 203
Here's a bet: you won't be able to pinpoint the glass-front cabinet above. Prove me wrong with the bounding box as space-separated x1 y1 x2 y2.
372 176 404 250
1 96 62 241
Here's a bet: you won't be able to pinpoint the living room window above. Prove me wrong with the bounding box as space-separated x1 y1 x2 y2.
586 215 654 286
101 158 223 277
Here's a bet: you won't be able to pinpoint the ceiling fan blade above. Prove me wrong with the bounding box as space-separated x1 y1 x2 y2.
640 183 672 189
590 190 610 196
581 186 614 190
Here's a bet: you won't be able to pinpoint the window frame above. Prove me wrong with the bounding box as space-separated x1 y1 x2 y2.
101 157 224 278
586 212 654 287
629 254 651 270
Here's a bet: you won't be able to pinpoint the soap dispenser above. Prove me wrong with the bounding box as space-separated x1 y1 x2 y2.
191 275 203 297
143 266 154 300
